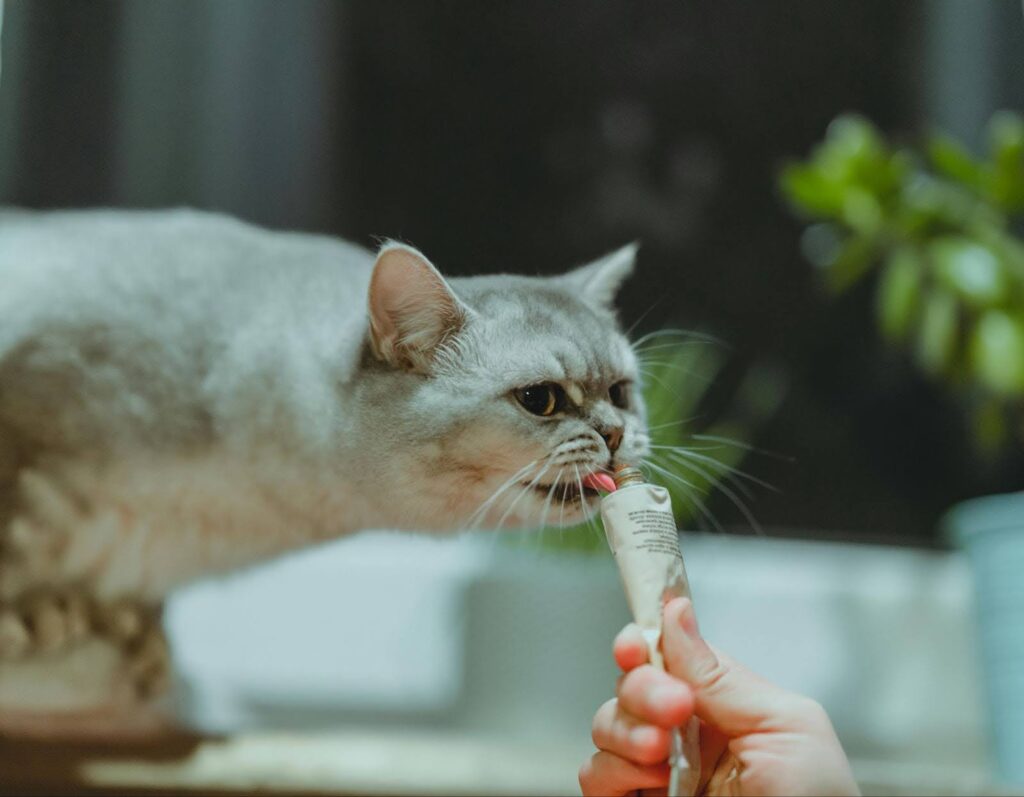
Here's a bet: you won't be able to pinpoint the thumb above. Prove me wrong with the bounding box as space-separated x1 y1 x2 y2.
662 597 805 737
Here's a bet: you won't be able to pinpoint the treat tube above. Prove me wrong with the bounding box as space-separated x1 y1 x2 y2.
599 465 701 797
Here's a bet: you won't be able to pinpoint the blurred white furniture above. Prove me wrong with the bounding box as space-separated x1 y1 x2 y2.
156 529 995 794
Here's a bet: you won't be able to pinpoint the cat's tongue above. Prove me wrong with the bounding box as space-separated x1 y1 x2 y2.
582 472 617 494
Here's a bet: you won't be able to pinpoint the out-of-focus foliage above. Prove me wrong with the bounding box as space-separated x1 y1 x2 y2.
535 336 785 554
782 113 1024 454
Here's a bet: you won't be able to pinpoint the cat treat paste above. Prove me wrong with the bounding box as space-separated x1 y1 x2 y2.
596 465 701 797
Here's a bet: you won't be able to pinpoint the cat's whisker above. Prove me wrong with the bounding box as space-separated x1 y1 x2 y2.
652 443 725 452
462 458 543 532
572 464 602 542
623 301 662 339
659 451 764 536
636 360 706 385
493 459 555 530
645 418 700 433
636 359 699 379
537 467 564 532
634 341 710 356
642 458 725 535
463 477 527 533
662 449 755 502
689 433 795 463
557 469 569 530
635 368 679 401
653 445 756 497
631 327 724 350
657 445 780 494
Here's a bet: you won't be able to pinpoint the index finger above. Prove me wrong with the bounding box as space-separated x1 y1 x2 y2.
613 623 649 672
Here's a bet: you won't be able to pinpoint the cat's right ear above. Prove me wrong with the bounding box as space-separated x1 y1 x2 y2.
367 242 470 373
558 242 638 309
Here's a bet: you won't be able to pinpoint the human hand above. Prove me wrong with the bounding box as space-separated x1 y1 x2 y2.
579 597 859 796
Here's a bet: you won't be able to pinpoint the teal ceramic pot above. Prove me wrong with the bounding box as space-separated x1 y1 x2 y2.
945 491 1024 785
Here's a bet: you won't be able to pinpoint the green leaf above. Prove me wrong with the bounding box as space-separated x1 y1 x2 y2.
820 115 885 177
780 163 846 217
824 234 879 293
988 111 1024 212
779 110 1024 456
915 289 960 376
930 237 1010 308
928 133 987 191
877 247 923 341
969 310 1024 396
841 188 883 235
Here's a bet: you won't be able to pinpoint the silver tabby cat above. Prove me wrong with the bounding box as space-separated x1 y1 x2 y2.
0 208 649 734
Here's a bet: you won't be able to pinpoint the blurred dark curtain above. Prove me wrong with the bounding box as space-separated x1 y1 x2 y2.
1 0 1022 544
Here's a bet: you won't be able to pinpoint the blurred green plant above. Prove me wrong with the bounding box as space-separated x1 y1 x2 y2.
534 335 785 554
781 112 1024 454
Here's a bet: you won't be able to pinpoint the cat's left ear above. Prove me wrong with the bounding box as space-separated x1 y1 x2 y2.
367 242 471 373
559 242 638 308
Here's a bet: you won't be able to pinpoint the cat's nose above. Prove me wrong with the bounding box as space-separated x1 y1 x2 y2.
600 426 624 453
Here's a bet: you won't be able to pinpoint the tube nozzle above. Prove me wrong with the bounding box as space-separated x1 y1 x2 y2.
612 465 646 489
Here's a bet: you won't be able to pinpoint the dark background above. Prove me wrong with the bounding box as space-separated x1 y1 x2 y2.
2 0 1023 545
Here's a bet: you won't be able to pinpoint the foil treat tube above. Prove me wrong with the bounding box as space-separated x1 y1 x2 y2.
600 467 701 797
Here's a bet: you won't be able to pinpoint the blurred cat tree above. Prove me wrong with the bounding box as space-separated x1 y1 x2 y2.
782 112 1024 456
536 336 787 553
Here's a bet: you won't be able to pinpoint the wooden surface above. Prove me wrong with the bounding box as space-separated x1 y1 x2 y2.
3 728 1018 797
1 732 199 796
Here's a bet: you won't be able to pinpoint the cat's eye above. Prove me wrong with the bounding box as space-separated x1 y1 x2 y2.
609 380 631 409
514 383 565 417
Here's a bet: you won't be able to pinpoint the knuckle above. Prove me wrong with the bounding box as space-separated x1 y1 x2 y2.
776 693 831 731
696 658 731 695
794 696 830 727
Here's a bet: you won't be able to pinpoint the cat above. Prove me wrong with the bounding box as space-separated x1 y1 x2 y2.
0 208 650 735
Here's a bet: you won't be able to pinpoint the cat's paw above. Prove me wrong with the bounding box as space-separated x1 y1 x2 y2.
96 600 171 700
0 590 162 669
0 590 91 659
1 467 94 598
0 607 31 657
124 622 172 700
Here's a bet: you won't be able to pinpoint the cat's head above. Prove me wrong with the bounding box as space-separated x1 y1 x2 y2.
359 242 649 531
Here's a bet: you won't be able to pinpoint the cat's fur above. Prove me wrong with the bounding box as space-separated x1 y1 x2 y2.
0 208 648 729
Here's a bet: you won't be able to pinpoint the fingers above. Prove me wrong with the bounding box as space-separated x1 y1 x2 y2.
612 622 648 672
616 664 694 729
591 697 673 766
579 750 670 797
661 597 813 737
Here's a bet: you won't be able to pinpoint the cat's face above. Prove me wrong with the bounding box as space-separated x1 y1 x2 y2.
363 243 649 530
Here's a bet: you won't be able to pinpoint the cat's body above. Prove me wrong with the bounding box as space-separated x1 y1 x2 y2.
1 209 379 601
0 208 647 732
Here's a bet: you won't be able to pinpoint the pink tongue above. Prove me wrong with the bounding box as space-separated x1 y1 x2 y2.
582 472 617 493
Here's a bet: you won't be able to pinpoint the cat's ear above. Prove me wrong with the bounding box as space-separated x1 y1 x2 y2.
367 242 470 372
559 242 638 308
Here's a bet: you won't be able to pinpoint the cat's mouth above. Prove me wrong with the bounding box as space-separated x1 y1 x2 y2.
524 480 600 503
